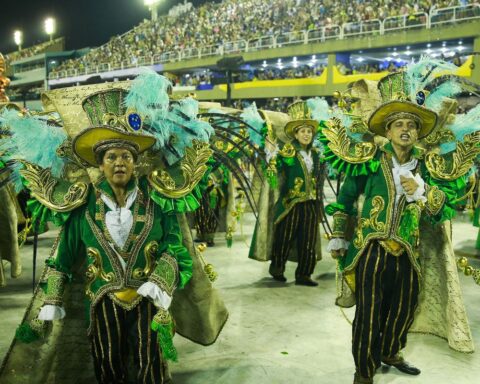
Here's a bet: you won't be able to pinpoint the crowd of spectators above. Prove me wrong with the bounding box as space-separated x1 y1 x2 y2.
4 38 62 63
253 64 325 80
50 0 477 76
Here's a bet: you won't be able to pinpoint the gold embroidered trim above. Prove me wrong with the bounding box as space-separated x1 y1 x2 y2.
353 196 386 249
278 142 295 158
332 211 348 238
425 131 480 181
133 241 158 279
149 253 179 296
19 160 88 212
85 247 116 300
323 117 377 164
44 269 67 306
425 185 445 216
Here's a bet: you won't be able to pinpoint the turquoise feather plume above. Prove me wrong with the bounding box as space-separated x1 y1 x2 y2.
439 141 457 154
447 103 480 141
0 109 68 191
425 79 463 112
124 68 170 123
438 104 480 154
307 97 330 122
125 70 214 165
405 56 458 102
240 103 264 147
147 97 214 165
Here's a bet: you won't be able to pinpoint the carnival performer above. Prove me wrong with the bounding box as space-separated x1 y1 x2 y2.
266 101 323 286
0 71 228 384
323 62 478 383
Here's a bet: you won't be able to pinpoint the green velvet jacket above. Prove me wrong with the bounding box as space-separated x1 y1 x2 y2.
326 143 464 275
274 141 322 224
44 176 194 334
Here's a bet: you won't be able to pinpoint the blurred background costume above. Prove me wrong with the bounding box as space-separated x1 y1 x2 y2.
194 164 230 246
0 71 228 384
320 58 478 383
0 70 22 287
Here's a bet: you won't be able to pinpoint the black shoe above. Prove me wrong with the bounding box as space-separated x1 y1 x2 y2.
193 238 203 243
206 240 215 247
383 358 420 375
295 276 318 286
353 372 373 384
270 273 287 282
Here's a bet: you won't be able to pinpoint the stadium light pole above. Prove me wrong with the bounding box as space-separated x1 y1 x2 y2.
44 17 56 42
14 30 23 51
144 0 162 21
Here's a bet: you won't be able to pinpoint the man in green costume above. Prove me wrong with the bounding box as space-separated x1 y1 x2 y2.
268 101 322 286
37 89 193 384
326 73 462 384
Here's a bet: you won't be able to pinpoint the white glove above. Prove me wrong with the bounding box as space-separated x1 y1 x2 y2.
327 238 350 252
137 282 172 310
38 305 66 321
406 173 426 203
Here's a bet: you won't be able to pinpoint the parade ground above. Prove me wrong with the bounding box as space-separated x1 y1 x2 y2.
1 212 479 384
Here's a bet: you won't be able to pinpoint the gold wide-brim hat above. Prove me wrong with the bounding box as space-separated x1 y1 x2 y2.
73 126 156 166
284 119 319 140
368 100 438 139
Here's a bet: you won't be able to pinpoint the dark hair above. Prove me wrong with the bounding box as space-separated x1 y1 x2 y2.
96 147 138 165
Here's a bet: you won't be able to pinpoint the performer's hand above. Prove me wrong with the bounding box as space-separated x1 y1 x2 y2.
400 175 419 195
331 249 346 259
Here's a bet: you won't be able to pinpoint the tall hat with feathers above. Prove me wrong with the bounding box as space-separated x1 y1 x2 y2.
283 101 319 139
368 57 467 139
73 88 156 166
368 71 438 139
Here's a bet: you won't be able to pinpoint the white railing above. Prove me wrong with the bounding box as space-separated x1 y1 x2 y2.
383 12 429 33
430 4 480 26
48 4 480 81
276 30 305 47
343 19 382 38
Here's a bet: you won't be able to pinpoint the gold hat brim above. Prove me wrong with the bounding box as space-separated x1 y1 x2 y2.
73 126 156 166
284 119 318 140
368 101 437 139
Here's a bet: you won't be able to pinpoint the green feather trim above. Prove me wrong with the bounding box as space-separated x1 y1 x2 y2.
325 203 347 216
319 132 380 176
150 188 201 214
26 199 71 231
15 323 40 343
151 318 177 362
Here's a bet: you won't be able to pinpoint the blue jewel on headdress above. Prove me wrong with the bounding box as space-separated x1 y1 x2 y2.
128 113 142 131
416 91 426 106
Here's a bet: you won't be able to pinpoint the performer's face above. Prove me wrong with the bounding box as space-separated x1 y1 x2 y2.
100 148 135 187
386 118 419 149
294 126 314 147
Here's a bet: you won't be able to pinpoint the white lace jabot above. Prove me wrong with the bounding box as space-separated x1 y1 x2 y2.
101 188 138 249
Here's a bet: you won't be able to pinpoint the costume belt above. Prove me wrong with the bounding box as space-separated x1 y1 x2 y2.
113 288 140 303
379 239 405 257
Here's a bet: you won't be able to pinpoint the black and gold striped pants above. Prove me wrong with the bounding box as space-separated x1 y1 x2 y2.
91 296 169 384
352 241 420 379
270 201 319 278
